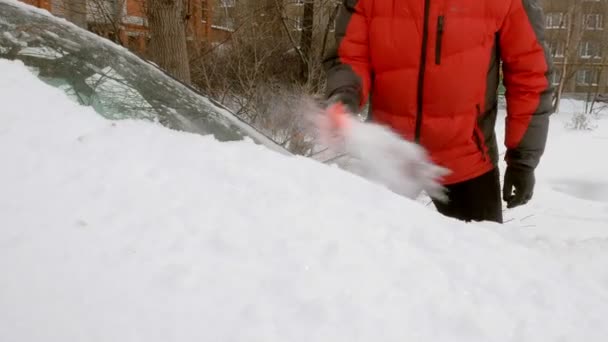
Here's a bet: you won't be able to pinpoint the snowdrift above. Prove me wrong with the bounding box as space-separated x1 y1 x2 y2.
1 59 607 341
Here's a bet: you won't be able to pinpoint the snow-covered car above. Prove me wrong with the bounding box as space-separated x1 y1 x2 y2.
0 0 287 155
2 1 608 341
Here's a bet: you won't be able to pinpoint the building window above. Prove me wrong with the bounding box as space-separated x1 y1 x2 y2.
549 40 565 58
579 41 602 59
212 0 236 30
551 68 562 86
576 69 599 86
546 12 566 29
584 14 604 30
294 16 302 31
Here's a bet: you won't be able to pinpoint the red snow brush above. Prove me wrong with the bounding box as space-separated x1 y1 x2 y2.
326 102 350 131
314 100 451 202
314 101 353 149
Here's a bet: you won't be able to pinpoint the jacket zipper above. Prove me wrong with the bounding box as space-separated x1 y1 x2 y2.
473 104 487 161
414 0 432 143
435 15 445 65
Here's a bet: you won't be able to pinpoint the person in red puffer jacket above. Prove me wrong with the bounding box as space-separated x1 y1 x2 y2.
323 0 555 224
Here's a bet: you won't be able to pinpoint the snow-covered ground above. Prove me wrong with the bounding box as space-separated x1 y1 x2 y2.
495 98 608 240
1 59 608 341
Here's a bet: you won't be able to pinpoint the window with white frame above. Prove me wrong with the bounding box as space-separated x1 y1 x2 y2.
584 14 603 30
546 12 565 28
550 68 562 86
213 0 236 30
579 41 602 58
549 40 565 57
576 69 599 85
294 16 302 31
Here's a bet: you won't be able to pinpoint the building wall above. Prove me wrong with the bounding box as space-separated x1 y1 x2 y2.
544 0 608 94
21 0 51 11
19 0 340 56
18 0 214 56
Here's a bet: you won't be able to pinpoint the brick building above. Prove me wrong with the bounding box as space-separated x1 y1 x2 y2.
20 0 51 10
544 0 608 94
18 0 217 54
18 0 335 55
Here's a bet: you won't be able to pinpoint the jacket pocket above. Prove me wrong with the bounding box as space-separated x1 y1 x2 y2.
435 16 445 65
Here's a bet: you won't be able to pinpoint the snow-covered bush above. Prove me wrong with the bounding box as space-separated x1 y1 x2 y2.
566 112 598 131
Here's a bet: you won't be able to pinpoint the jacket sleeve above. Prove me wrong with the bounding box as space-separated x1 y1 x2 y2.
498 0 555 170
322 0 371 113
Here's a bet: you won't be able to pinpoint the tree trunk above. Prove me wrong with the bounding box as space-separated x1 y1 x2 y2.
147 0 191 84
320 4 340 61
588 67 603 114
300 1 314 82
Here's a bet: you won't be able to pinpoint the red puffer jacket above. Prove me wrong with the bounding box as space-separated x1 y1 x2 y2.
324 0 554 185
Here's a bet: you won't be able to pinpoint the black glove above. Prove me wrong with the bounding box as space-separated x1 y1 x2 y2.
324 89 360 114
502 166 535 209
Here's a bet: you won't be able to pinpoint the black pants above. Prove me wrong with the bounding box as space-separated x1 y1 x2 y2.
432 167 503 223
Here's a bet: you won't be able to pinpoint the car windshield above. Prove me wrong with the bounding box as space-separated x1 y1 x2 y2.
0 1 286 152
